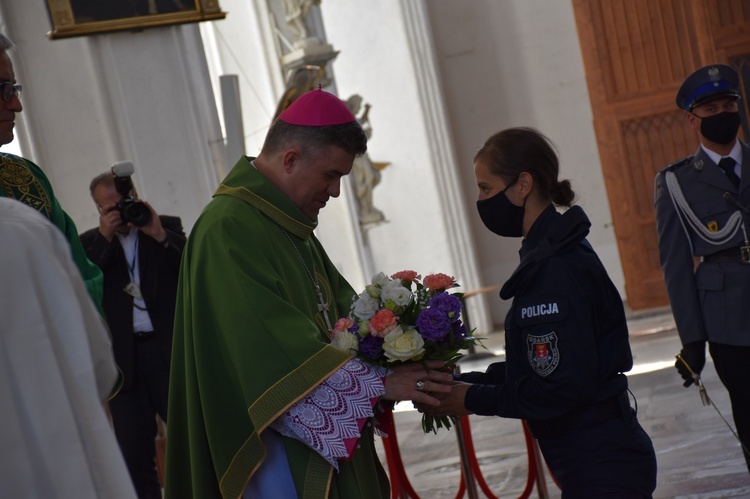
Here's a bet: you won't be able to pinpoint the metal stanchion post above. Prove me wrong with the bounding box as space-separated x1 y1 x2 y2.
452 365 479 499
530 439 549 499
454 416 480 499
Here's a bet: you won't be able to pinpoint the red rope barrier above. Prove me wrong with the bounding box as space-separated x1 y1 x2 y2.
380 408 560 498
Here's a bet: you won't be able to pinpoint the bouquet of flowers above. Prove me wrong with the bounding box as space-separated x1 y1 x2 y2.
331 270 479 433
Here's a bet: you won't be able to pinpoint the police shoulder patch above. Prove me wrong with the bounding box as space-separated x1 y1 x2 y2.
527 331 560 377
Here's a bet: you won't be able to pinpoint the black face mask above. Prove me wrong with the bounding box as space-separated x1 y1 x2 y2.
696 111 742 145
476 177 525 237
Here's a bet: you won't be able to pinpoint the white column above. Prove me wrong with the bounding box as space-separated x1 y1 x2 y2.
398 0 490 334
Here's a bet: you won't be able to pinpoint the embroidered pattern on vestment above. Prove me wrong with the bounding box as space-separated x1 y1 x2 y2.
0 156 51 218
270 357 387 469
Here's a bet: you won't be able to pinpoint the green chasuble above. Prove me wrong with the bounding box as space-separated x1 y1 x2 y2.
0 153 103 308
165 156 390 499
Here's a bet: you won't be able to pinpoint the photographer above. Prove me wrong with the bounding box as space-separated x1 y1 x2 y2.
80 164 185 499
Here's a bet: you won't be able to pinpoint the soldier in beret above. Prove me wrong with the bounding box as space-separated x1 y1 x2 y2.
654 63 750 474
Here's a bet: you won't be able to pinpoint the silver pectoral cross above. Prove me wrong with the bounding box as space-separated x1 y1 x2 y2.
315 284 333 332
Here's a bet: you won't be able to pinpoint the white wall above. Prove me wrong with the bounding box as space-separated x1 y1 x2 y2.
200 0 282 164
322 2 456 272
321 0 491 331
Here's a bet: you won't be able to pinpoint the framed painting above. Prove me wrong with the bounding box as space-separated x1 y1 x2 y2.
45 0 225 39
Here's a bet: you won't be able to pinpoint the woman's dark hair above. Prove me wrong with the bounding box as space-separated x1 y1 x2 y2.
473 127 575 207
261 119 368 159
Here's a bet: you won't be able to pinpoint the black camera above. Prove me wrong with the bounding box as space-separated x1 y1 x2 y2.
111 161 152 227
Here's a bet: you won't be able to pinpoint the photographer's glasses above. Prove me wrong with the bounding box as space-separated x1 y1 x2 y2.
0 81 22 102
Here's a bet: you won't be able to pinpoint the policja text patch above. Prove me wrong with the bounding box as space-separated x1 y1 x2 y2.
515 295 568 326
521 302 559 319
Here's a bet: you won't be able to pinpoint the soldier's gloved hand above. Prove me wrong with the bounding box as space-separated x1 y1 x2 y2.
675 341 706 387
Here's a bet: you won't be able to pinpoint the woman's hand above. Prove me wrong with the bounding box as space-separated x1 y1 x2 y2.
414 381 473 417
383 360 454 407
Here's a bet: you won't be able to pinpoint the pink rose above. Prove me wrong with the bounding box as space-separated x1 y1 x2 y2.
333 317 355 334
423 273 457 291
369 309 399 337
391 270 422 283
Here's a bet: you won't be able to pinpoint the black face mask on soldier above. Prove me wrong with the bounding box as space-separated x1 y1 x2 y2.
695 111 742 145
476 176 525 238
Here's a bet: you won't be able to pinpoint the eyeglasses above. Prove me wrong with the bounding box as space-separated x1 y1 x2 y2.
0 81 22 103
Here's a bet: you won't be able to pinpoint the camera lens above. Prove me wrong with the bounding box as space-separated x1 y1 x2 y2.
124 201 152 227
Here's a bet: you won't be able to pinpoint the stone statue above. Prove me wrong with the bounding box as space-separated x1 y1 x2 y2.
282 0 322 49
345 94 386 226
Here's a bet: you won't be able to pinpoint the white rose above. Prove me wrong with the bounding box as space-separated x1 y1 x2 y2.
331 331 359 356
353 292 380 320
381 281 412 308
371 272 391 287
383 326 425 362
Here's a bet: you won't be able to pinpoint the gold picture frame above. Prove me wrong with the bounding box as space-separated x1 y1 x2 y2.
45 0 226 39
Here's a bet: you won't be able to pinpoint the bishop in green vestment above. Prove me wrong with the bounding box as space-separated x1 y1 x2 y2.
166 89 452 498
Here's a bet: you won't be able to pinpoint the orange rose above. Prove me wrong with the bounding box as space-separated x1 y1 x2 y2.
369 309 399 337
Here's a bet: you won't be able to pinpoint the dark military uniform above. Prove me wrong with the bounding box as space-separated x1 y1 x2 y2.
461 205 657 497
654 63 750 473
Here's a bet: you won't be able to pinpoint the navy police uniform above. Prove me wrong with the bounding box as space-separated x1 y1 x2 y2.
654 63 750 473
461 205 657 497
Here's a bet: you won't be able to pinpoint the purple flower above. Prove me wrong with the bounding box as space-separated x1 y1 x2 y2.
358 334 385 361
416 308 452 342
428 293 462 321
453 319 468 339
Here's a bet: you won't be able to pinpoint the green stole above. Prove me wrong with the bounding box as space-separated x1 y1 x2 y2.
0 153 103 309
165 157 389 498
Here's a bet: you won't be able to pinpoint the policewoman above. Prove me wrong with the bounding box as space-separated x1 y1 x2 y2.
424 127 657 497
654 64 750 473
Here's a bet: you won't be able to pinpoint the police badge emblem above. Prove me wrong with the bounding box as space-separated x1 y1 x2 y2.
527 332 560 377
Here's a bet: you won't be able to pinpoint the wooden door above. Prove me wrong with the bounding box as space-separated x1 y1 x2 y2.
572 0 750 310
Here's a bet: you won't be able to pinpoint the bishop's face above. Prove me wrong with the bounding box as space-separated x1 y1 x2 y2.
0 52 22 146
285 145 355 220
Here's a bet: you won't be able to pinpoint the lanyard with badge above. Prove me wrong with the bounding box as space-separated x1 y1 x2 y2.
123 237 147 309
